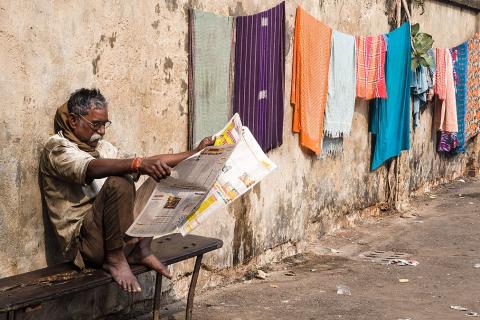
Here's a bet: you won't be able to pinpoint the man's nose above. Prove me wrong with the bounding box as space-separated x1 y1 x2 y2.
97 125 106 135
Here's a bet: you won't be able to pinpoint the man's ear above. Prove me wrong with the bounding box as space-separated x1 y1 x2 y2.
67 113 77 129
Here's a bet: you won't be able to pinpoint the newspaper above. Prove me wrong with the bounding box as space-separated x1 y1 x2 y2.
126 114 276 237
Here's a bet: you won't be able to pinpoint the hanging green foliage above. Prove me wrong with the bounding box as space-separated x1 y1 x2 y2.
411 23 434 71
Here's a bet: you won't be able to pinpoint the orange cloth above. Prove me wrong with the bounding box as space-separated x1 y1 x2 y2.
435 48 447 100
435 48 458 133
291 7 332 154
355 35 387 100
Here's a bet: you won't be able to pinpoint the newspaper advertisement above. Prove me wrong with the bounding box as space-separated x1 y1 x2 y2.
126 115 243 237
179 126 277 235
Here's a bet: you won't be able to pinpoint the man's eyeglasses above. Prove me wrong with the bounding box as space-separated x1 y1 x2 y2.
76 114 112 131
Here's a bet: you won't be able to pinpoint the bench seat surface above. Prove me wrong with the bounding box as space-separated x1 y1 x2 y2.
0 233 223 313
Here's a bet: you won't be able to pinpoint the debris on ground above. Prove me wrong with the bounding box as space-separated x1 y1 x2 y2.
269 284 278 288
398 279 409 283
428 194 437 199
450 305 468 311
457 179 466 183
388 259 419 266
255 270 268 280
309 268 317 272
330 248 340 253
284 271 296 276
466 311 480 317
336 284 352 295
474 263 480 269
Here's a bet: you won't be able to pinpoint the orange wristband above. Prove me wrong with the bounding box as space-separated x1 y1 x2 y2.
131 157 143 173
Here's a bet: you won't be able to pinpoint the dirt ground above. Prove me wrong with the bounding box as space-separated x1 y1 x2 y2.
158 178 480 320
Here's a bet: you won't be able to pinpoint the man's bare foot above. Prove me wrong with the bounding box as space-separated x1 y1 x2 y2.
103 248 142 293
127 237 172 279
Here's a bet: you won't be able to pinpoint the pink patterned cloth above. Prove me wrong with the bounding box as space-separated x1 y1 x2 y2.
435 48 458 133
355 35 387 100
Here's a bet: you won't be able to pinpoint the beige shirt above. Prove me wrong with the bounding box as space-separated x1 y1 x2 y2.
39 131 118 261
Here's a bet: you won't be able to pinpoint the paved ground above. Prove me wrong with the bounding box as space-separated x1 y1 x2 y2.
161 178 480 320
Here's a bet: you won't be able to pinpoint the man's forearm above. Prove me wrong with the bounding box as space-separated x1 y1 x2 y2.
86 158 134 181
153 149 198 167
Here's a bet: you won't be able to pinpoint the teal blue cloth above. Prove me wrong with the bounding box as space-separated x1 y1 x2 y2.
369 23 411 170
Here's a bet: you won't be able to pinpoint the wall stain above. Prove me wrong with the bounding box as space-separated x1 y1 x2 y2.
231 195 254 265
166 0 178 12
92 54 101 75
108 32 117 48
229 1 246 16
178 104 187 116
155 3 160 14
180 79 188 95
163 57 174 84
151 20 160 29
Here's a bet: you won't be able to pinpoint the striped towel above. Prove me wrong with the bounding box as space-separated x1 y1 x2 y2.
466 32 480 140
291 7 332 155
355 35 387 100
188 10 234 149
233 2 285 153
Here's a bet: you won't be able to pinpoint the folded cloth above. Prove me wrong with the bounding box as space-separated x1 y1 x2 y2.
291 7 332 154
369 23 411 171
355 34 387 100
437 131 459 152
233 2 285 153
435 49 458 133
435 48 447 100
188 10 234 149
450 42 468 153
466 32 480 140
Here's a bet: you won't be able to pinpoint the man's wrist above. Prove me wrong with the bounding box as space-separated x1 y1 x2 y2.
131 157 143 173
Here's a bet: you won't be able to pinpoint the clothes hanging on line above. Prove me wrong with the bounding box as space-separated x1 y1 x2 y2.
466 32 480 140
435 48 458 134
434 48 447 101
355 34 387 100
369 22 411 171
291 6 332 155
233 1 285 153
450 42 468 153
321 30 356 157
437 132 459 152
410 49 435 128
188 10 234 149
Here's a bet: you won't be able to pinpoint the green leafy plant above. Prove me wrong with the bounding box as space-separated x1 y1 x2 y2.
411 23 434 71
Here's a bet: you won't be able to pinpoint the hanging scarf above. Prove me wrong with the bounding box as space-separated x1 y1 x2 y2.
188 10 234 149
437 132 459 152
322 30 356 156
291 7 332 154
466 32 480 140
355 34 387 100
54 103 100 158
369 23 411 171
450 42 468 153
435 48 447 100
411 49 434 128
233 2 285 153
435 49 458 133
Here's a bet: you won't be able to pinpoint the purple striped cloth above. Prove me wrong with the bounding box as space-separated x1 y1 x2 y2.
233 2 285 152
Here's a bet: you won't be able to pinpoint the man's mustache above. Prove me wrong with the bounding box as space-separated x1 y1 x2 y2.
89 133 103 143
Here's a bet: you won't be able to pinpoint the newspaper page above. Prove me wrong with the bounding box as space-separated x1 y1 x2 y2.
126 115 243 237
179 126 277 235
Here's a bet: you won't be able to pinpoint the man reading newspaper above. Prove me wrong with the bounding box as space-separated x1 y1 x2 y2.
39 88 213 293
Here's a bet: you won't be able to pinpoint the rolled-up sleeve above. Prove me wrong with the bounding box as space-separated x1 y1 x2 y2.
47 140 95 185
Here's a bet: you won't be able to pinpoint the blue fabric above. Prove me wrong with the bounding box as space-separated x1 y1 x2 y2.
410 65 428 127
450 42 468 153
369 23 412 171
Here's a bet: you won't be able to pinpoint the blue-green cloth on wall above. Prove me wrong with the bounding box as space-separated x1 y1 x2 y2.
369 23 412 171
188 10 234 148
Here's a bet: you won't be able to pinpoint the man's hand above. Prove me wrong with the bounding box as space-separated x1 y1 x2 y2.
138 156 171 182
195 136 215 152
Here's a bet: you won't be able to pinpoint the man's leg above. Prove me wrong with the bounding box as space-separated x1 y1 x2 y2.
79 176 141 292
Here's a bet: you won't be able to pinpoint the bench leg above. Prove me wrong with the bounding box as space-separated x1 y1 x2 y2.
186 254 203 320
7 311 15 320
153 272 163 320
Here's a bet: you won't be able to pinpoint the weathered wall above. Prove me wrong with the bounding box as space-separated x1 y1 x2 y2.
0 0 478 293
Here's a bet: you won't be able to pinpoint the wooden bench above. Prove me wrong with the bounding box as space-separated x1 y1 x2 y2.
0 233 223 320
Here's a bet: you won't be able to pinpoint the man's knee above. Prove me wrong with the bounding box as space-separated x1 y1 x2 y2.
103 176 135 201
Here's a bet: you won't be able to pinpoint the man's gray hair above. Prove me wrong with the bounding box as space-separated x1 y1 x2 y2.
67 88 107 115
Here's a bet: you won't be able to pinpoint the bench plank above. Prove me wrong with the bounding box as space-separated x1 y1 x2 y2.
0 234 222 313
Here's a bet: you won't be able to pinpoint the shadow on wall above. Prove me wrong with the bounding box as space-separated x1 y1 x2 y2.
38 170 65 266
